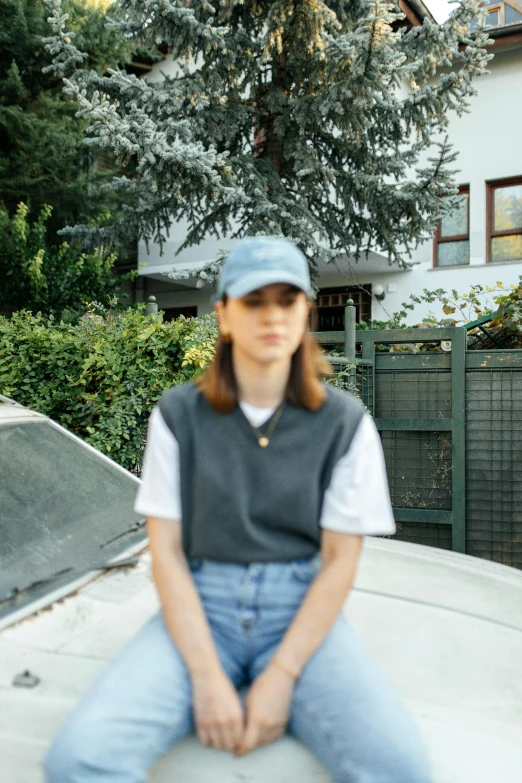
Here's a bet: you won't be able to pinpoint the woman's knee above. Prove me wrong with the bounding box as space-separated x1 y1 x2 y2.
43 694 192 782
368 734 432 783
44 701 130 783
335 741 431 783
43 719 92 782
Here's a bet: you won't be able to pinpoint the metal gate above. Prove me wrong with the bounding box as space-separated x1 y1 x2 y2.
314 306 522 568
358 328 466 554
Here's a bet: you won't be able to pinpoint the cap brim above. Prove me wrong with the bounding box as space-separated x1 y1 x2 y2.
225 270 312 299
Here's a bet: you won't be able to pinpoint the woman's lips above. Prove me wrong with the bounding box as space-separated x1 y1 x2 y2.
260 334 282 344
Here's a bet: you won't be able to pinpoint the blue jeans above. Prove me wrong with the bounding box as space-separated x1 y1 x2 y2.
44 557 432 782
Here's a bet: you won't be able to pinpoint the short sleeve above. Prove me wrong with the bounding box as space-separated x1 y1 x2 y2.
319 413 396 536
134 406 182 521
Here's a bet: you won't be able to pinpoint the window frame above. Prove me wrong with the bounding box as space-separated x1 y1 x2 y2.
433 185 470 269
485 4 502 25
310 286 372 331
484 2 522 26
486 176 522 264
504 1 522 24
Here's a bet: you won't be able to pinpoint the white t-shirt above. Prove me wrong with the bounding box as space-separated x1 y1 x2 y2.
135 402 396 537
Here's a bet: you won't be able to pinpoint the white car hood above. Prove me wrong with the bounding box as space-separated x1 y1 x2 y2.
1 539 522 783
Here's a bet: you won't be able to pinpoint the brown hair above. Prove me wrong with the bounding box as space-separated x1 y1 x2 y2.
195 305 332 413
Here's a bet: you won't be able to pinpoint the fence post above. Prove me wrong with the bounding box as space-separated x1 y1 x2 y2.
344 298 356 389
344 299 356 361
451 326 467 554
145 295 158 316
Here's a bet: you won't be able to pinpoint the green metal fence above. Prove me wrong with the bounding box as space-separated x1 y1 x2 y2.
312 302 522 570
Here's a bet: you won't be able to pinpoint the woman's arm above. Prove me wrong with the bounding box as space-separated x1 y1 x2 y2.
236 530 362 756
147 516 244 753
272 530 362 674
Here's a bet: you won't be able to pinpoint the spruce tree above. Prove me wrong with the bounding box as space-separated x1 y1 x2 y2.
44 0 492 279
0 0 139 240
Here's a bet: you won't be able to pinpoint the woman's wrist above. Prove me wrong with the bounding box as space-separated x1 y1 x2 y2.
188 655 224 681
270 655 301 680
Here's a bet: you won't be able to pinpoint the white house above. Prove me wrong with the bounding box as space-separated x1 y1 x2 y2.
135 1 522 328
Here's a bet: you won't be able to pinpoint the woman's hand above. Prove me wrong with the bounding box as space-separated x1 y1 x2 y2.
234 662 296 757
191 668 245 754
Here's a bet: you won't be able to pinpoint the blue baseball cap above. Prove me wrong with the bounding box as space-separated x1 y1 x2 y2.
213 237 313 303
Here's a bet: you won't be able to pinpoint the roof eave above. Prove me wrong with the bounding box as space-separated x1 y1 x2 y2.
488 20 522 37
406 0 437 24
486 20 522 47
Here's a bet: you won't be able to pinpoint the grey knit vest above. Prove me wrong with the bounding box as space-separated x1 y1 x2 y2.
158 382 365 563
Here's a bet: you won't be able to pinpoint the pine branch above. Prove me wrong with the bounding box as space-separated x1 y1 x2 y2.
42 0 88 76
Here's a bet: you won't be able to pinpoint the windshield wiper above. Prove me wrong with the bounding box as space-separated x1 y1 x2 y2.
100 518 147 549
0 556 139 606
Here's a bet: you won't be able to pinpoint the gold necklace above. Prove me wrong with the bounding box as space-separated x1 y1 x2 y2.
245 400 286 448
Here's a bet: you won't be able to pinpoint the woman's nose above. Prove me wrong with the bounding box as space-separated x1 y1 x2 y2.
262 303 284 322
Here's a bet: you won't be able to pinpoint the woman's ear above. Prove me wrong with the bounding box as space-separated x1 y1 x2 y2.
214 299 228 335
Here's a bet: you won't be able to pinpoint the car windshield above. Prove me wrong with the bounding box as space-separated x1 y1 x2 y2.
0 418 144 618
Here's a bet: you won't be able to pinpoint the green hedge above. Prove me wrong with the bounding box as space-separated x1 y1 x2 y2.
0 308 218 473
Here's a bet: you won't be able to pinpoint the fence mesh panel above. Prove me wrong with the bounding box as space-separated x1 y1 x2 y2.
363 350 522 568
466 368 522 569
393 522 453 550
375 369 452 419
358 362 374 412
381 431 452 511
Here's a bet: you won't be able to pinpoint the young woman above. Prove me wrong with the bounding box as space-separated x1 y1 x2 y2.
45 237 432 782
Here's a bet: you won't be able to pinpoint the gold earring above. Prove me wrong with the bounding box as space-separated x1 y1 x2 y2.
221 330 231 343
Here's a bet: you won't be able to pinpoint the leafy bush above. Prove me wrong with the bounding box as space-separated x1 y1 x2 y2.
0 307 218 473
353 278 522 351
399 278 522 329
324 362 360 400
0 202 136 321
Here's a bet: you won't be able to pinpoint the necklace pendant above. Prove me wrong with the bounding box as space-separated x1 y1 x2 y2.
258 436 269 448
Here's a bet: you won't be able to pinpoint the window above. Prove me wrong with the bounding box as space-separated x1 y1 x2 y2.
505 3 522 23
470 1 522 29
162 306 198 322
433 186 470 268
486 7 500 25
311 287 372 331
487 177 522 263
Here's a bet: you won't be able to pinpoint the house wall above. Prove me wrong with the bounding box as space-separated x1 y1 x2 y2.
136 275 216 316
138 42 522 325
365 42 522 324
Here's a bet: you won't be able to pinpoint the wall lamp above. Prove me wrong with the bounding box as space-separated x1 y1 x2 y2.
373 284 386 302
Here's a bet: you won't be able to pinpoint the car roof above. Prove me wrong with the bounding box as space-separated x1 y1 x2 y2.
358 537 522 633
0 396 47 423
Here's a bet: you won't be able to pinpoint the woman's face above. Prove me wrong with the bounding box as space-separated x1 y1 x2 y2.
215 283 310 367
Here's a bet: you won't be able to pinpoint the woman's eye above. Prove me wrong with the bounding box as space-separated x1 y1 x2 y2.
242 294 297 308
